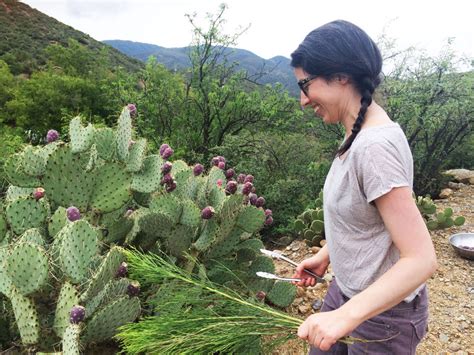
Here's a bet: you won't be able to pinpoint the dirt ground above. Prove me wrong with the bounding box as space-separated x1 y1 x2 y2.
273 184 473 354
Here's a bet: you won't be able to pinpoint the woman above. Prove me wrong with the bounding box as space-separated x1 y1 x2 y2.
291 20 437 354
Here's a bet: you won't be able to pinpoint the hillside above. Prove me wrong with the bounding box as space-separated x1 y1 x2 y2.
104 40 299 95
0 0 143 74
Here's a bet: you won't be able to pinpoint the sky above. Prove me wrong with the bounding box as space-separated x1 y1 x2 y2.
20 0 473 61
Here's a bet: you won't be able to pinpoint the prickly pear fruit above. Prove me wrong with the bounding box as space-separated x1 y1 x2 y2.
218 161 226 170
166 181 177 193
264 209 272 217
225 168 235 179
264 216 273 225
116 262 128 278
242 182 253 195
225 181 238 195
127 103 137 116
256 291 266 301
69 305 86 324
237 173 246 184
159 144 170 156
46 129 59 143
255 197 265 208
193 164 204 176
161 173 173 185
249 193 258 206
244 175 254 183
161 147 173 160
66 206 81 222
33 187 45 200
161 162 173 174
127 282 140 297
201 206 215 220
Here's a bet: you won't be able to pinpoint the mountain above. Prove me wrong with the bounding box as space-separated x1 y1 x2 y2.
103 40 299 96
0 0 143 74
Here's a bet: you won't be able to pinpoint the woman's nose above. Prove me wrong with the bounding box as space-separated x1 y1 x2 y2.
300 91 310 107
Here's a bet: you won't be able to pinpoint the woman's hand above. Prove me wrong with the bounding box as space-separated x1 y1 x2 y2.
297 308 359 351
292 246 330 287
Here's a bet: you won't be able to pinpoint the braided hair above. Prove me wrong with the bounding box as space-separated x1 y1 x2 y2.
291 20 383 156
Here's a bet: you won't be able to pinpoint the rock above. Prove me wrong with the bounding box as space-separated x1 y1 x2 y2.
296 287 306 298
448 342 462 352
444 169 474 184
439 188 454 199
298 304 311 314
439 333 449 343
311 299 323 311
448 181 466 190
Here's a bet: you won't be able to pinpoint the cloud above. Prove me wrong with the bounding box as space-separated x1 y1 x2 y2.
64 0 132 19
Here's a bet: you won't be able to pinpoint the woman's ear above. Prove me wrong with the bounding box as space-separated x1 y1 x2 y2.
336 74 350 84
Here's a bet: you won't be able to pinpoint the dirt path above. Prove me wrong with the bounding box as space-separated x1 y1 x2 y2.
273 184 473 354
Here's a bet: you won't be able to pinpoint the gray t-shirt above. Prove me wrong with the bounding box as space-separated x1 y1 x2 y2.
323 122 423 302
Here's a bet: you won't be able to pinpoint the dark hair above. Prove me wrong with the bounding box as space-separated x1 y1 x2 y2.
291 20 382 156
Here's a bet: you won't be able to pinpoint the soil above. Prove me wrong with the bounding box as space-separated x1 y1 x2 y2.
273 184 474 354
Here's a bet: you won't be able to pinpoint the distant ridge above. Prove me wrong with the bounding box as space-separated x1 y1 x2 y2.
103 40 299 95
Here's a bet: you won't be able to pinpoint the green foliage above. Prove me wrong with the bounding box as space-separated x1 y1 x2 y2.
414 194 466 230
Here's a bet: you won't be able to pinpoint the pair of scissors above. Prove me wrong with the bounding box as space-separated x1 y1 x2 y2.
256 249 326 283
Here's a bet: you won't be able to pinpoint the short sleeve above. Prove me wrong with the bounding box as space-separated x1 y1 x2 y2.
356 141 412 203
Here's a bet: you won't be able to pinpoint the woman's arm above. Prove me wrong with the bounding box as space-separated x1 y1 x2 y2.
338 186 438 323
297 186 438 350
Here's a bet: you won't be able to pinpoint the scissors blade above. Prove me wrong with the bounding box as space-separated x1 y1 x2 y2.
255 271 302 282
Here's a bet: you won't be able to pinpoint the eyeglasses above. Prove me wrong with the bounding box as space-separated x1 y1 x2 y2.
297 74 318 96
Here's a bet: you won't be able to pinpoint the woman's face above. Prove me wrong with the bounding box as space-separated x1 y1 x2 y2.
294 67 348 125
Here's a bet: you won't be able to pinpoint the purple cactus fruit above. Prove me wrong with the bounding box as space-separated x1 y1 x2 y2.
244 175 254 184
166 181 177 193
161 162 173 174
124 209 134 218
249 193 258 206
201 206 215 220
217 156 226 164
159 144 170 156
46 129 59 143
242 182 253 195
127 282 140 297
211 157 220 166
256 291 266 301
127 103 137 117
225 181 238 195
66 206 81 222
69 305 86 324
255 196 265 208
264 209 272 217
116 262 128 278
33 187 45 200
193 163 204 176
217 161 226 170
264 216 273 226
237 173 246 184
161 173 173 185
161 147 174 160
225 168 235 179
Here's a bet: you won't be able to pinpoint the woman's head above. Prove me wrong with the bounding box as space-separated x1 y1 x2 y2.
291 20 383 155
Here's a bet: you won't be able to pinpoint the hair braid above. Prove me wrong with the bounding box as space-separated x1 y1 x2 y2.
337 77 375 157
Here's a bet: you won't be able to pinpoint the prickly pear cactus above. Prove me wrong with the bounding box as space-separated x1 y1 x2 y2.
0 106 149 352
414 194 465 230
293 190 325 247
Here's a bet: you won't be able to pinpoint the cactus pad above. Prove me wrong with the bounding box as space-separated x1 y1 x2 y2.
267 281 297 308
126 138 147 172
115 107 132 162
10 286 40 344
62 324 81 355
131 155 164 193
54 282 80 338
6 196 49 235
69 117 95 154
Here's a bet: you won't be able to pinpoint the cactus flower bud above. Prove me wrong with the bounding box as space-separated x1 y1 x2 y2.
127 282 140 297
116 262 128 278
161 162 173 174
33 187 45 200
225 168 235 179
127 103 137 116
193 163 204 176
66 206 81 222
216 179 223 187
244 175 254 184
159 143 170 156
201 206 215 219
237 173 246 184
46 129 59 143
225 180 238 195
69 305 86 324
242 182 253 195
